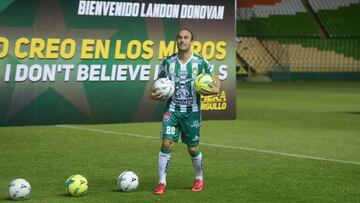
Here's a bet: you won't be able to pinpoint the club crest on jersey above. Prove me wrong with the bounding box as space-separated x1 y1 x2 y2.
192 66 198 77
163 112 171 123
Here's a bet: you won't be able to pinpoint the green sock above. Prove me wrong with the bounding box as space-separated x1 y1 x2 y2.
189 151 200 157
160 146 171 154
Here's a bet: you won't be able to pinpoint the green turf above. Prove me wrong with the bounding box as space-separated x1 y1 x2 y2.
0 81 359 202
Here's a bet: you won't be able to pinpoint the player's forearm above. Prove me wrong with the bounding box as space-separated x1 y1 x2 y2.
213 75 221 91
211 75 220 94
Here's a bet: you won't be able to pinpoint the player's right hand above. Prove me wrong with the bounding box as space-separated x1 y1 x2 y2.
150 90 167 101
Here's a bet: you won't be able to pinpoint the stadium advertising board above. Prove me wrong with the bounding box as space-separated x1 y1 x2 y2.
0 0 236 126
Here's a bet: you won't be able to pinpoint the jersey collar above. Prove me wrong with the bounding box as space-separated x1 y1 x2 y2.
176 53 193 65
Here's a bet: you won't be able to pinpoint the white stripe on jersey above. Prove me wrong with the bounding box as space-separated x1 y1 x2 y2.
180 63 187 113
169 102 175 112
192 62 199 112
169 60 176 112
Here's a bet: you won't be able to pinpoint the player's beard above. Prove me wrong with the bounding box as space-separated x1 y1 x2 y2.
177 43 191 53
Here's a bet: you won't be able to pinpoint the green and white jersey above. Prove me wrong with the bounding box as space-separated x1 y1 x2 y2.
158 53 213 113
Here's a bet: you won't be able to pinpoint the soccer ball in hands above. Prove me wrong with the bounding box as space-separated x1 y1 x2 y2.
8 178 31 200
66 175 88 196
153 78 175 99
194 73 216 93
117 171 139 192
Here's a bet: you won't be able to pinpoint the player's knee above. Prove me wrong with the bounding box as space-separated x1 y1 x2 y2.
161 140 173 153
162 140 173 148
187 146 200 157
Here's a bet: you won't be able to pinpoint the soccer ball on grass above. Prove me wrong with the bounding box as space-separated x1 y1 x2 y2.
66 175 88 196
117 171 139 192
8 178 31 200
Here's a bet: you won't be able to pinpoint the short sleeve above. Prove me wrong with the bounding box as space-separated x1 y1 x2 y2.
202 58 213 74
158 59 168 78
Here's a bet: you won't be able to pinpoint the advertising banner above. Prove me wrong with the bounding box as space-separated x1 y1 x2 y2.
0 0 236 126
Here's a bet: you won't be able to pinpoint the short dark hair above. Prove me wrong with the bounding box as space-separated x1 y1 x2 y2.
177 28 194 41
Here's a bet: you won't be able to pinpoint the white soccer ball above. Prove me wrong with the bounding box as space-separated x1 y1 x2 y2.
117 171 139 192
153 78 175 99
8 178 31 200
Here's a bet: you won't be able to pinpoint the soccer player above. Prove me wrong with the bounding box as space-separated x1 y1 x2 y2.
150 28 221 195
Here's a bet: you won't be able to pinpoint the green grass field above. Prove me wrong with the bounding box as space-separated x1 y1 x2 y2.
0 81 359 202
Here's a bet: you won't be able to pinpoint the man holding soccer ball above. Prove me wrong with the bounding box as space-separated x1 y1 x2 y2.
150 28 220 195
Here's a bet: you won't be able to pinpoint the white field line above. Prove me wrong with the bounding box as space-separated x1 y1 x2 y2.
56 125 360 166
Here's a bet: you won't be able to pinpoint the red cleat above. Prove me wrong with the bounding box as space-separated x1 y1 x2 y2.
192 179 204 192
154 183 166 195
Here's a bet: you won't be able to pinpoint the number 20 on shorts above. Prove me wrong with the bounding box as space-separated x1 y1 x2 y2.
166 126 175 135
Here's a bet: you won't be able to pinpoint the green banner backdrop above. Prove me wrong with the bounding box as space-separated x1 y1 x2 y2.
0 0 236 126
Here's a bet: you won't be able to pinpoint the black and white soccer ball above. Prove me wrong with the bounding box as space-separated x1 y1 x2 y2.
117 171 139 192
8 178 31 200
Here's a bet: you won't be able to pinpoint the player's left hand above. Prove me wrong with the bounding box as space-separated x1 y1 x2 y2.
199 87 219 96
199 75 221 96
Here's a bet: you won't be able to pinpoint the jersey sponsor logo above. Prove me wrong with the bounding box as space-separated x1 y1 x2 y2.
176 86 190 98
163 112 171 123
178 70 188 80
174 86 193 105
173 98 193 106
